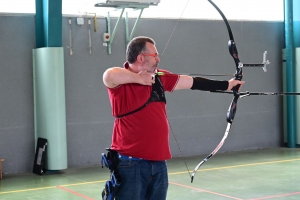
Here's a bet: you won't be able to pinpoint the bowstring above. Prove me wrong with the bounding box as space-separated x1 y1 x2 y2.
159 0 192 178
161 0 191 56
167 116 192 178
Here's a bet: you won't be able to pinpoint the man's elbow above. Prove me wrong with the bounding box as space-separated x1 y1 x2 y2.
103 68 115 88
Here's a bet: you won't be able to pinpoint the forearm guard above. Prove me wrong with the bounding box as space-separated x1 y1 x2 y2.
190 77 228 91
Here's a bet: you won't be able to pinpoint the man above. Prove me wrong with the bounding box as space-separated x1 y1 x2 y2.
102 36 244 200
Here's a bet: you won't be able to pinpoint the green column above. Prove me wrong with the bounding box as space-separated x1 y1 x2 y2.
295 48 300 145
284 0 296 148
282 50 287 143
33 48 67 170
35 0 62 48
293 0 300 47
293 0 300 145
34 0 67 170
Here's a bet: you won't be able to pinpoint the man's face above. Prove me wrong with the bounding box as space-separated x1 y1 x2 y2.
140 42 160 73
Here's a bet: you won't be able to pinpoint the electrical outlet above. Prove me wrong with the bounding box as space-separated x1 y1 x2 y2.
77 18 84 25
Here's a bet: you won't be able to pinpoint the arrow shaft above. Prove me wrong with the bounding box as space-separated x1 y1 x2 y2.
157 72 234 77
210 91 300 96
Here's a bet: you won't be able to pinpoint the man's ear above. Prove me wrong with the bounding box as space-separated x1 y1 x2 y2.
136 54 144 63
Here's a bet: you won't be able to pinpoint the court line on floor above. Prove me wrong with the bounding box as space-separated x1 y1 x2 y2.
0 186 56 194
57 186 95 200
168 158 300 175
248 191 300 200
169 181 243 200
0 180 106 195
1 158 300 196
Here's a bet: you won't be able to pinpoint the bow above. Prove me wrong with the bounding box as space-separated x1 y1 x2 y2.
190 0 270 183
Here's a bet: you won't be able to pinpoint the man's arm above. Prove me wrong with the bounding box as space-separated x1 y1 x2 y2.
103 67 155 88
174 75 245 91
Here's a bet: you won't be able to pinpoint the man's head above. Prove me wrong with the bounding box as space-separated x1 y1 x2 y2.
126 36 160 73
126 36 156 63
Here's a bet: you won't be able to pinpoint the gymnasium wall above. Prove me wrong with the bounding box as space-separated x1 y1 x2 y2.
0 14 284 173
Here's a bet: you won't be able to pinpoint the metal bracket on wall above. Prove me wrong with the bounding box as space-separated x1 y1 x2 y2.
125 8 144 49
94 2 158 54
106 8 125 54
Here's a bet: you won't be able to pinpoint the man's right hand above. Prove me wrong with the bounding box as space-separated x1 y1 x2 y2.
138 70 155 86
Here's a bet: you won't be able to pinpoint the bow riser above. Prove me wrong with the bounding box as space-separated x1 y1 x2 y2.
227 96 239 123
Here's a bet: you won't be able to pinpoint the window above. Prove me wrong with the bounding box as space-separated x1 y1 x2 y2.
0 0 284 21
0 0 35 14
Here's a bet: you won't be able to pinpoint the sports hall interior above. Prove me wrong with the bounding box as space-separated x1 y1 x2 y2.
0 0 300 199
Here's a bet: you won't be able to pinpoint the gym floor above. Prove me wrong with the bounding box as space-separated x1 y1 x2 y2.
0 148 299 200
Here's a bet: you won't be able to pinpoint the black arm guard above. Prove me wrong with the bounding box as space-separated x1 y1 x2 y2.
190 77 228 91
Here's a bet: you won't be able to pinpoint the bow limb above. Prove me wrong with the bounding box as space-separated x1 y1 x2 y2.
191 96 238 183
191 0 242 183
208 0 243 90
191 122 231 183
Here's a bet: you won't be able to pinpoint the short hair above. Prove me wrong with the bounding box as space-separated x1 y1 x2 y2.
126 36 155 64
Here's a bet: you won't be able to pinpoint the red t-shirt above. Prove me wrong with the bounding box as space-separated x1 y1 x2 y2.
106 62 180 161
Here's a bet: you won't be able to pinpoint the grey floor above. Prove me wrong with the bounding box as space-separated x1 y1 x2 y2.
0 148 300 200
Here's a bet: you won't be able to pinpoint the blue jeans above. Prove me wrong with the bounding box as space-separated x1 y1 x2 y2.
115 158 168 200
